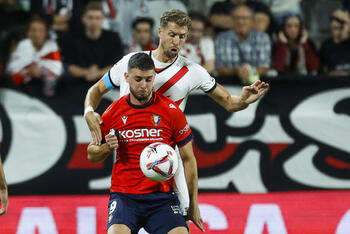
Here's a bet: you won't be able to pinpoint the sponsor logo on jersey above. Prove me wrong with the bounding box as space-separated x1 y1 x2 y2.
121 116 128 124
151 114 161 126
119 128 163 142
169 104 177 109
179 124 190 135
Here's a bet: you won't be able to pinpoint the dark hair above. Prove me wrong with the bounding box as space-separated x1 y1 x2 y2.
83 1 103 15
26 15 50 34
132 17 154 29
188 11 207 25
281 14 304 42
128 53 155 71
160 9 191 29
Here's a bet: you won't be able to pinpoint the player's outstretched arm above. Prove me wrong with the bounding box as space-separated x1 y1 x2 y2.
207 80 269 112
0 154 8 216
84 79 110 145
87 133 118 163
178 141 204 232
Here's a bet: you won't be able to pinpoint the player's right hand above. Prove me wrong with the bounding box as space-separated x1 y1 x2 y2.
0 188 8 216
85 112 103 145
105 133 119 150
187 204 205 232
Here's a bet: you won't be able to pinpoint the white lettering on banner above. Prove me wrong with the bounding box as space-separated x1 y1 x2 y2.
336 209 350 234
16 207 58 234
77 207 96 234
291 88 350 154
284 145 350 188
199 150 268 193
0 88 66 185
244 204 287 234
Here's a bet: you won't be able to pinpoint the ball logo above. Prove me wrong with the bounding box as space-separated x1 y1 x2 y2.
146 151 174 178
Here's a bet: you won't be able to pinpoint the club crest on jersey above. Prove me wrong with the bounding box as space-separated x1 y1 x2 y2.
151 114 161 126
121 116 128 124
169 104 176 109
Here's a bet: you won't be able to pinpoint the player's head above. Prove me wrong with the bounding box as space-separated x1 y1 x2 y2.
125 53 156 103
158 9 191 59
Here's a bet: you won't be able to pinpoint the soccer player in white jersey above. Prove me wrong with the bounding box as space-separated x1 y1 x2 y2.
84 9 269 231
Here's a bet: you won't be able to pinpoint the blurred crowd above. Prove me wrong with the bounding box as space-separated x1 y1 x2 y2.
0 0 349 96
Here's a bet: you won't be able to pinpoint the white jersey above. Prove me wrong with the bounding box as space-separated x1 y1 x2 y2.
103 50 216 111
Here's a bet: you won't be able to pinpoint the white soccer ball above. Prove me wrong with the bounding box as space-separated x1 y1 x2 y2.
140 142 179 182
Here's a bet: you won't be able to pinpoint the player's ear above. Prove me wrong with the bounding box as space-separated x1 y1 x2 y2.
124 72 129 82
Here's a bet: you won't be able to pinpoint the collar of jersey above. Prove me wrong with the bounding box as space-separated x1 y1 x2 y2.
149 50 178 74
126 92 155 109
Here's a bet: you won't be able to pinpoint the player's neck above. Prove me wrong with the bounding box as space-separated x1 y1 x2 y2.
129 93 153 106
152 48 176 63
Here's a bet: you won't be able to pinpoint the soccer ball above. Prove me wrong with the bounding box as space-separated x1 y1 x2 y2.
140 142 179 182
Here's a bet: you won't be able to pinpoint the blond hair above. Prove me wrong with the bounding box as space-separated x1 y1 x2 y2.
160 9 191 29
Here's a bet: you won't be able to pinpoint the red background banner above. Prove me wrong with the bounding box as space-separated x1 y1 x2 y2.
1 191 350 234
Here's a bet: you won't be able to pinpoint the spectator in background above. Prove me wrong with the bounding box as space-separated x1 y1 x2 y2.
215 4 271 84
209 0 275 38
319 9 350 75
6 15 63 96
180 12 215 74
273 14 319 75
129 17 156 53
67 1 123 83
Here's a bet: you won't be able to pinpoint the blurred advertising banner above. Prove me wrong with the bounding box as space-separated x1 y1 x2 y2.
1 191 350 234
1 77 350 194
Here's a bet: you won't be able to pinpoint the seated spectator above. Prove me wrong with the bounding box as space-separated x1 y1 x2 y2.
180 12 215 74
6 15 63 96
67 1 123 83
209 0 275 37
319 9 350 75
129 17 156 53
215 4 271 84
273 14 319 75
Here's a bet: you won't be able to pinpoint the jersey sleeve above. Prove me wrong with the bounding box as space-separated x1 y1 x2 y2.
103 53 134 90
171 107 193 147
190 63 217 93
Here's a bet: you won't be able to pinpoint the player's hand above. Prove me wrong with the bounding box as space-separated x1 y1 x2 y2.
187 204 205 232
0 188 8 216
105 133 118 150
239 80 269 105
85 112 103 145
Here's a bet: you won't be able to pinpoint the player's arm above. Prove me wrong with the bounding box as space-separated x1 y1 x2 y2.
0 153 8 216
87 133 118 163
178 141 204 232
207 80 269 112
84 79 110 145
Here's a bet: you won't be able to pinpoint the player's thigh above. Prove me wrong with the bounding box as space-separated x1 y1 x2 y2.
168 226 188 234
108 224 132 234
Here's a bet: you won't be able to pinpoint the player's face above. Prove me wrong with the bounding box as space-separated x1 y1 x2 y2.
159 22 188 59
126 68 155 102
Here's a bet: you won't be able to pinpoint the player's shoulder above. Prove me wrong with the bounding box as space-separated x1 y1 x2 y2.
103 95 127 116
176 55 210 77
155 92 182 113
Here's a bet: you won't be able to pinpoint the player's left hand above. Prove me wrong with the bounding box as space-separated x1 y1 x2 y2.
240 80 269 105
187 204 205 232
0 188 8 216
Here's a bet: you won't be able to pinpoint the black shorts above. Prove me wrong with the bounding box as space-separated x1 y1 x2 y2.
107 191 188 234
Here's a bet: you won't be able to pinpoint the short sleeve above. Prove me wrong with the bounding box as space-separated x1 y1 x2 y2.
100 106 112 138
172 107 193 147
103 53 134 89
190 63 216 93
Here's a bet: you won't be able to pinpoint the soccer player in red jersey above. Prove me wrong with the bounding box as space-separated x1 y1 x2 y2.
87 53 203 234
0 153 8 216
